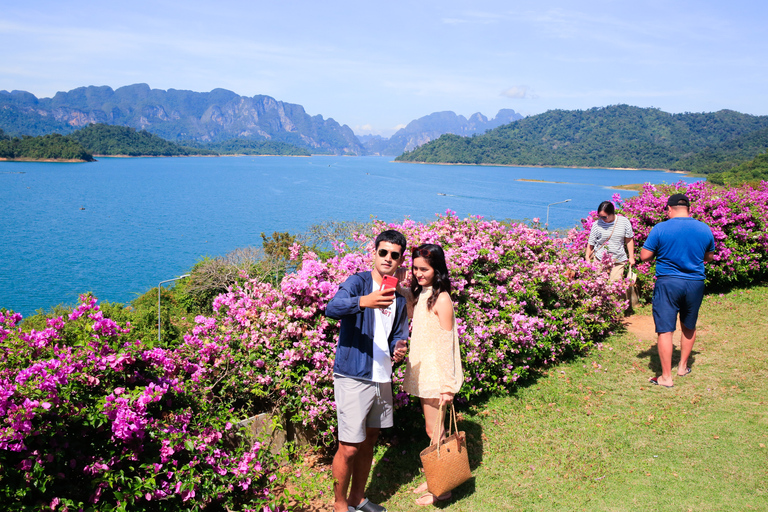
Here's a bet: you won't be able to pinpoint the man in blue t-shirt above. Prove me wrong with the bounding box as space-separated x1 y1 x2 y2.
640 193 715 388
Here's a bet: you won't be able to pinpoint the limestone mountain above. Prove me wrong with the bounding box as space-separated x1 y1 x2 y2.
0 84 364 155
362 109 523 155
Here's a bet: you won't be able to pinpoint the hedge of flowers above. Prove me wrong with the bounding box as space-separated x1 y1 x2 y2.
12 184 764 510
582 180 768 299
183 212 629 445
0 295 286 511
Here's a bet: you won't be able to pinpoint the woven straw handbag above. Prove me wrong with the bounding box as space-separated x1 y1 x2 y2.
419 402 472 496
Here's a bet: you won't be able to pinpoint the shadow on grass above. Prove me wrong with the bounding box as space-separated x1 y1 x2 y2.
635 342 700 376
322 349 608 508
365 412 484 506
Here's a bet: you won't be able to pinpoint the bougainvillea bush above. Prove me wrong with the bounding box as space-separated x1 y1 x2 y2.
4 184 766 509
191 212 629 444
580 180 768 299
0 295 286 511
2 211 661 509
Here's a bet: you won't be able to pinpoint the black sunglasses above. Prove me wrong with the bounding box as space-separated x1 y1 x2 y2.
413 248 430 258
377 248 401 260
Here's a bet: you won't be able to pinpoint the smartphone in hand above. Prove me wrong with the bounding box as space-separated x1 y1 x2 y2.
380 275 398 291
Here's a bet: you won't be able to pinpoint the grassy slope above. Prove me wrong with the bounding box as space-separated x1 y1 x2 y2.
290 284 768 511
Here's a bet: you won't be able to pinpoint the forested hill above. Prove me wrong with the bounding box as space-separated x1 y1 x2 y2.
0 124 310 160
71 124 214 156
709 150 768 186
0 130 93 162
395 105 768 174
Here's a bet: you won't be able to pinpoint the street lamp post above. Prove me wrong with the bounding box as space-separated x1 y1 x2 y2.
158 274 190 344
546 199 572 230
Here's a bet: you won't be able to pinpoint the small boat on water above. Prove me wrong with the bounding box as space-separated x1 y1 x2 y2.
437 192 446 196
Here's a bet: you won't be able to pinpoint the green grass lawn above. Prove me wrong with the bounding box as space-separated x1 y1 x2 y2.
290 284 768 511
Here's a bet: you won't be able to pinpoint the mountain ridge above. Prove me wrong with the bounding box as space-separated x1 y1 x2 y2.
362 108 523 155
0 84 364 155
0 84 523 156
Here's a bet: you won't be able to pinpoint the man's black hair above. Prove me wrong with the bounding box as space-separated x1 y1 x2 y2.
374 229 407 252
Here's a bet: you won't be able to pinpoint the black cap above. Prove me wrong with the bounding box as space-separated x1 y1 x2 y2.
667 193 690 208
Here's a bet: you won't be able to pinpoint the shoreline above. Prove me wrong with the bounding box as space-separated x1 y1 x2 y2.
0 153 313 162
0 157 91 163
394 159 697 176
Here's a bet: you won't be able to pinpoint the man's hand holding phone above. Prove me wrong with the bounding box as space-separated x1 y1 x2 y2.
360 275 398 309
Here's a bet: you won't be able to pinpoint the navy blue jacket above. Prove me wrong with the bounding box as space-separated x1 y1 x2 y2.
325 271 409 380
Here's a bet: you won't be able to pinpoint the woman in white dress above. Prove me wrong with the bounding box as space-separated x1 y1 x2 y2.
401 243 464 506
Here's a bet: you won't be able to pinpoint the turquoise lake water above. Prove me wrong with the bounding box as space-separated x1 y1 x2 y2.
0 156 699 316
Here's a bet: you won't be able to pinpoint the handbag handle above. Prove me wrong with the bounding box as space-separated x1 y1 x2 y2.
430 402 460 458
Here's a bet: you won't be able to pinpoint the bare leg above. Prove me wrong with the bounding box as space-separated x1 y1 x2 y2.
678 323 697 375
655 331 675 387
332 441 359 512
415 399 451 502
421 398 444 440
413 399 442 494
347 427 379 509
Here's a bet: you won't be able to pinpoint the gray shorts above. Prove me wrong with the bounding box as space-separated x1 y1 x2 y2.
334 375 393 444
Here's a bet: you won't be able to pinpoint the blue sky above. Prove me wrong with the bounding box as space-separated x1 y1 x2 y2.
2 0 767 137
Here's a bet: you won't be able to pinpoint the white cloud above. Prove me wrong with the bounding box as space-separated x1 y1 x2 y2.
442 10 502 25
502 86 534 99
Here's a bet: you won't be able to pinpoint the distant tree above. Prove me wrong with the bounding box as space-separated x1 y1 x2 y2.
709 150 768 186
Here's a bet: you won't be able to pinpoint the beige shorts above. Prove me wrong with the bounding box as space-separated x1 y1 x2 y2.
609 262 627 282
334 375 393 443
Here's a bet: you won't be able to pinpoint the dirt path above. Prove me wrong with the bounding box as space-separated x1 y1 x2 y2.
622 314 658 343
623 313 711 344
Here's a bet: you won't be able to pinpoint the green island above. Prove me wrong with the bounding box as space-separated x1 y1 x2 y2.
0 124 311 161
0 130 94 162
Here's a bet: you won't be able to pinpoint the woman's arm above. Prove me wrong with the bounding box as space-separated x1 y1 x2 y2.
625 237 635 266
434 292 457 404
434 292 454 331
586 244 595 262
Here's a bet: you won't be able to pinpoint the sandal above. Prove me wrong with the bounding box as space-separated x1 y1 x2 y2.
649 376 673 388
415 492 451 506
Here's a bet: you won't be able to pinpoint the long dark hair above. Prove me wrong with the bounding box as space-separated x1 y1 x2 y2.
410 243 451 311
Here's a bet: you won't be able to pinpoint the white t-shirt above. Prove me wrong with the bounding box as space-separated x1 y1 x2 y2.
371 280 395 383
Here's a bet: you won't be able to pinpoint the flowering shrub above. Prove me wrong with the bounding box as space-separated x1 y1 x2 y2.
0 295 286 511
4 185 765 508
188 212 628 443
581 180 768 298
